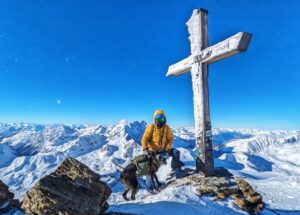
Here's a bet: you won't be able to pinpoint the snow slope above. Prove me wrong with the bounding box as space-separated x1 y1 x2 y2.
0 121 300 214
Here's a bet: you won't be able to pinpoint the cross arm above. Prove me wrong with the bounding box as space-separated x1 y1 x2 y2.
199 32 252 64
166 32 252 76
166 55 194 77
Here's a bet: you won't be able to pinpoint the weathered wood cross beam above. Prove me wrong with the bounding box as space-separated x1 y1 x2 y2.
166 9 252 177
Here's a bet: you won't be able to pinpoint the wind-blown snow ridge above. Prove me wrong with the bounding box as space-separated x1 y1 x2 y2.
0 121 300 214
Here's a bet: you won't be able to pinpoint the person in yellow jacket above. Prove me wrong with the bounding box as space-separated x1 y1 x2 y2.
141 110 183 178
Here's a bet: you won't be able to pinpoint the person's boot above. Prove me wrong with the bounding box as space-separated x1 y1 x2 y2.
175 166 190 178
167 166 188 179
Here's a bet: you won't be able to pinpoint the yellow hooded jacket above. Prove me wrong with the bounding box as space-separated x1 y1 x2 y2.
141 110 174 152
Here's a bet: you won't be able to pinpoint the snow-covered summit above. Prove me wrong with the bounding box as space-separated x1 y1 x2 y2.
0 121 300 214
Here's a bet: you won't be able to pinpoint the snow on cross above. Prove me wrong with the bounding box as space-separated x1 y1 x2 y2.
166 9 252 176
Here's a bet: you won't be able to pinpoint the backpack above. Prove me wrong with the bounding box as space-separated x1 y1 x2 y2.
131 154 149 176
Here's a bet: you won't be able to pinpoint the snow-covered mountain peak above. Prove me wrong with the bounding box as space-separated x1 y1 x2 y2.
0 121 300 214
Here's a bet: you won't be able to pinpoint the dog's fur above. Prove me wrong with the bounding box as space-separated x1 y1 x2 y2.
120 154 162 201
120 163 139 201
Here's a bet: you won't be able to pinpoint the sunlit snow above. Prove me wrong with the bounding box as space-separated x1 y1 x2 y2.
0 121 299 214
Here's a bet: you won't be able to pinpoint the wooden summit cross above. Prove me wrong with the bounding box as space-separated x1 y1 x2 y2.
166 9 252 176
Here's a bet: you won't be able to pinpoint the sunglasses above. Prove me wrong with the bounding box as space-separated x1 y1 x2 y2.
155 114 166 124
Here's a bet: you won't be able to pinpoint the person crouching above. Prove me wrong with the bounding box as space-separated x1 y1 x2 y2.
141 110 183 178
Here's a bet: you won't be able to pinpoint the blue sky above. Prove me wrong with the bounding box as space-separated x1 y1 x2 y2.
0 0 299 129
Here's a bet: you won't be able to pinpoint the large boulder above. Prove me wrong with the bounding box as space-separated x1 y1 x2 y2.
0 180 21 213
22 157 112 215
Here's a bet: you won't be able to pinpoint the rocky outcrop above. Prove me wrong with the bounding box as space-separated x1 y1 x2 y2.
0 180 14 204
232 177 264 213
167 168 264 214
22 157 112 215
0 180 21 213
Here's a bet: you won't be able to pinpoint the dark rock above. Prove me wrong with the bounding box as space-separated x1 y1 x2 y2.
0 180 22 214
0 180 14 205
214 167 234 178
22 157 112 215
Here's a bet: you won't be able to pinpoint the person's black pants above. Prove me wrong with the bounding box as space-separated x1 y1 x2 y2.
169 148 183 171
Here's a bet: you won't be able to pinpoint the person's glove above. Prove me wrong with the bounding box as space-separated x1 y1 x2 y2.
157 149 164 154
143 149 149 156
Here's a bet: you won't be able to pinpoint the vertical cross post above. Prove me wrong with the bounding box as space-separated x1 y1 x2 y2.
188 9 214 176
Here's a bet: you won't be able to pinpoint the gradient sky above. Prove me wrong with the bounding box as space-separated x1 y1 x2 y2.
0 0 299 129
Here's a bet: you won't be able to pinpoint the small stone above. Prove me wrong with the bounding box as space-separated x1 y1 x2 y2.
235 177 255 196
247 192 263 204
225 186 240 195
216 192 226 200
232 195 247 210
254 202 265 211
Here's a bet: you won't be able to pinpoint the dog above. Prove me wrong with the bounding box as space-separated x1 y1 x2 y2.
120 153 164 201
